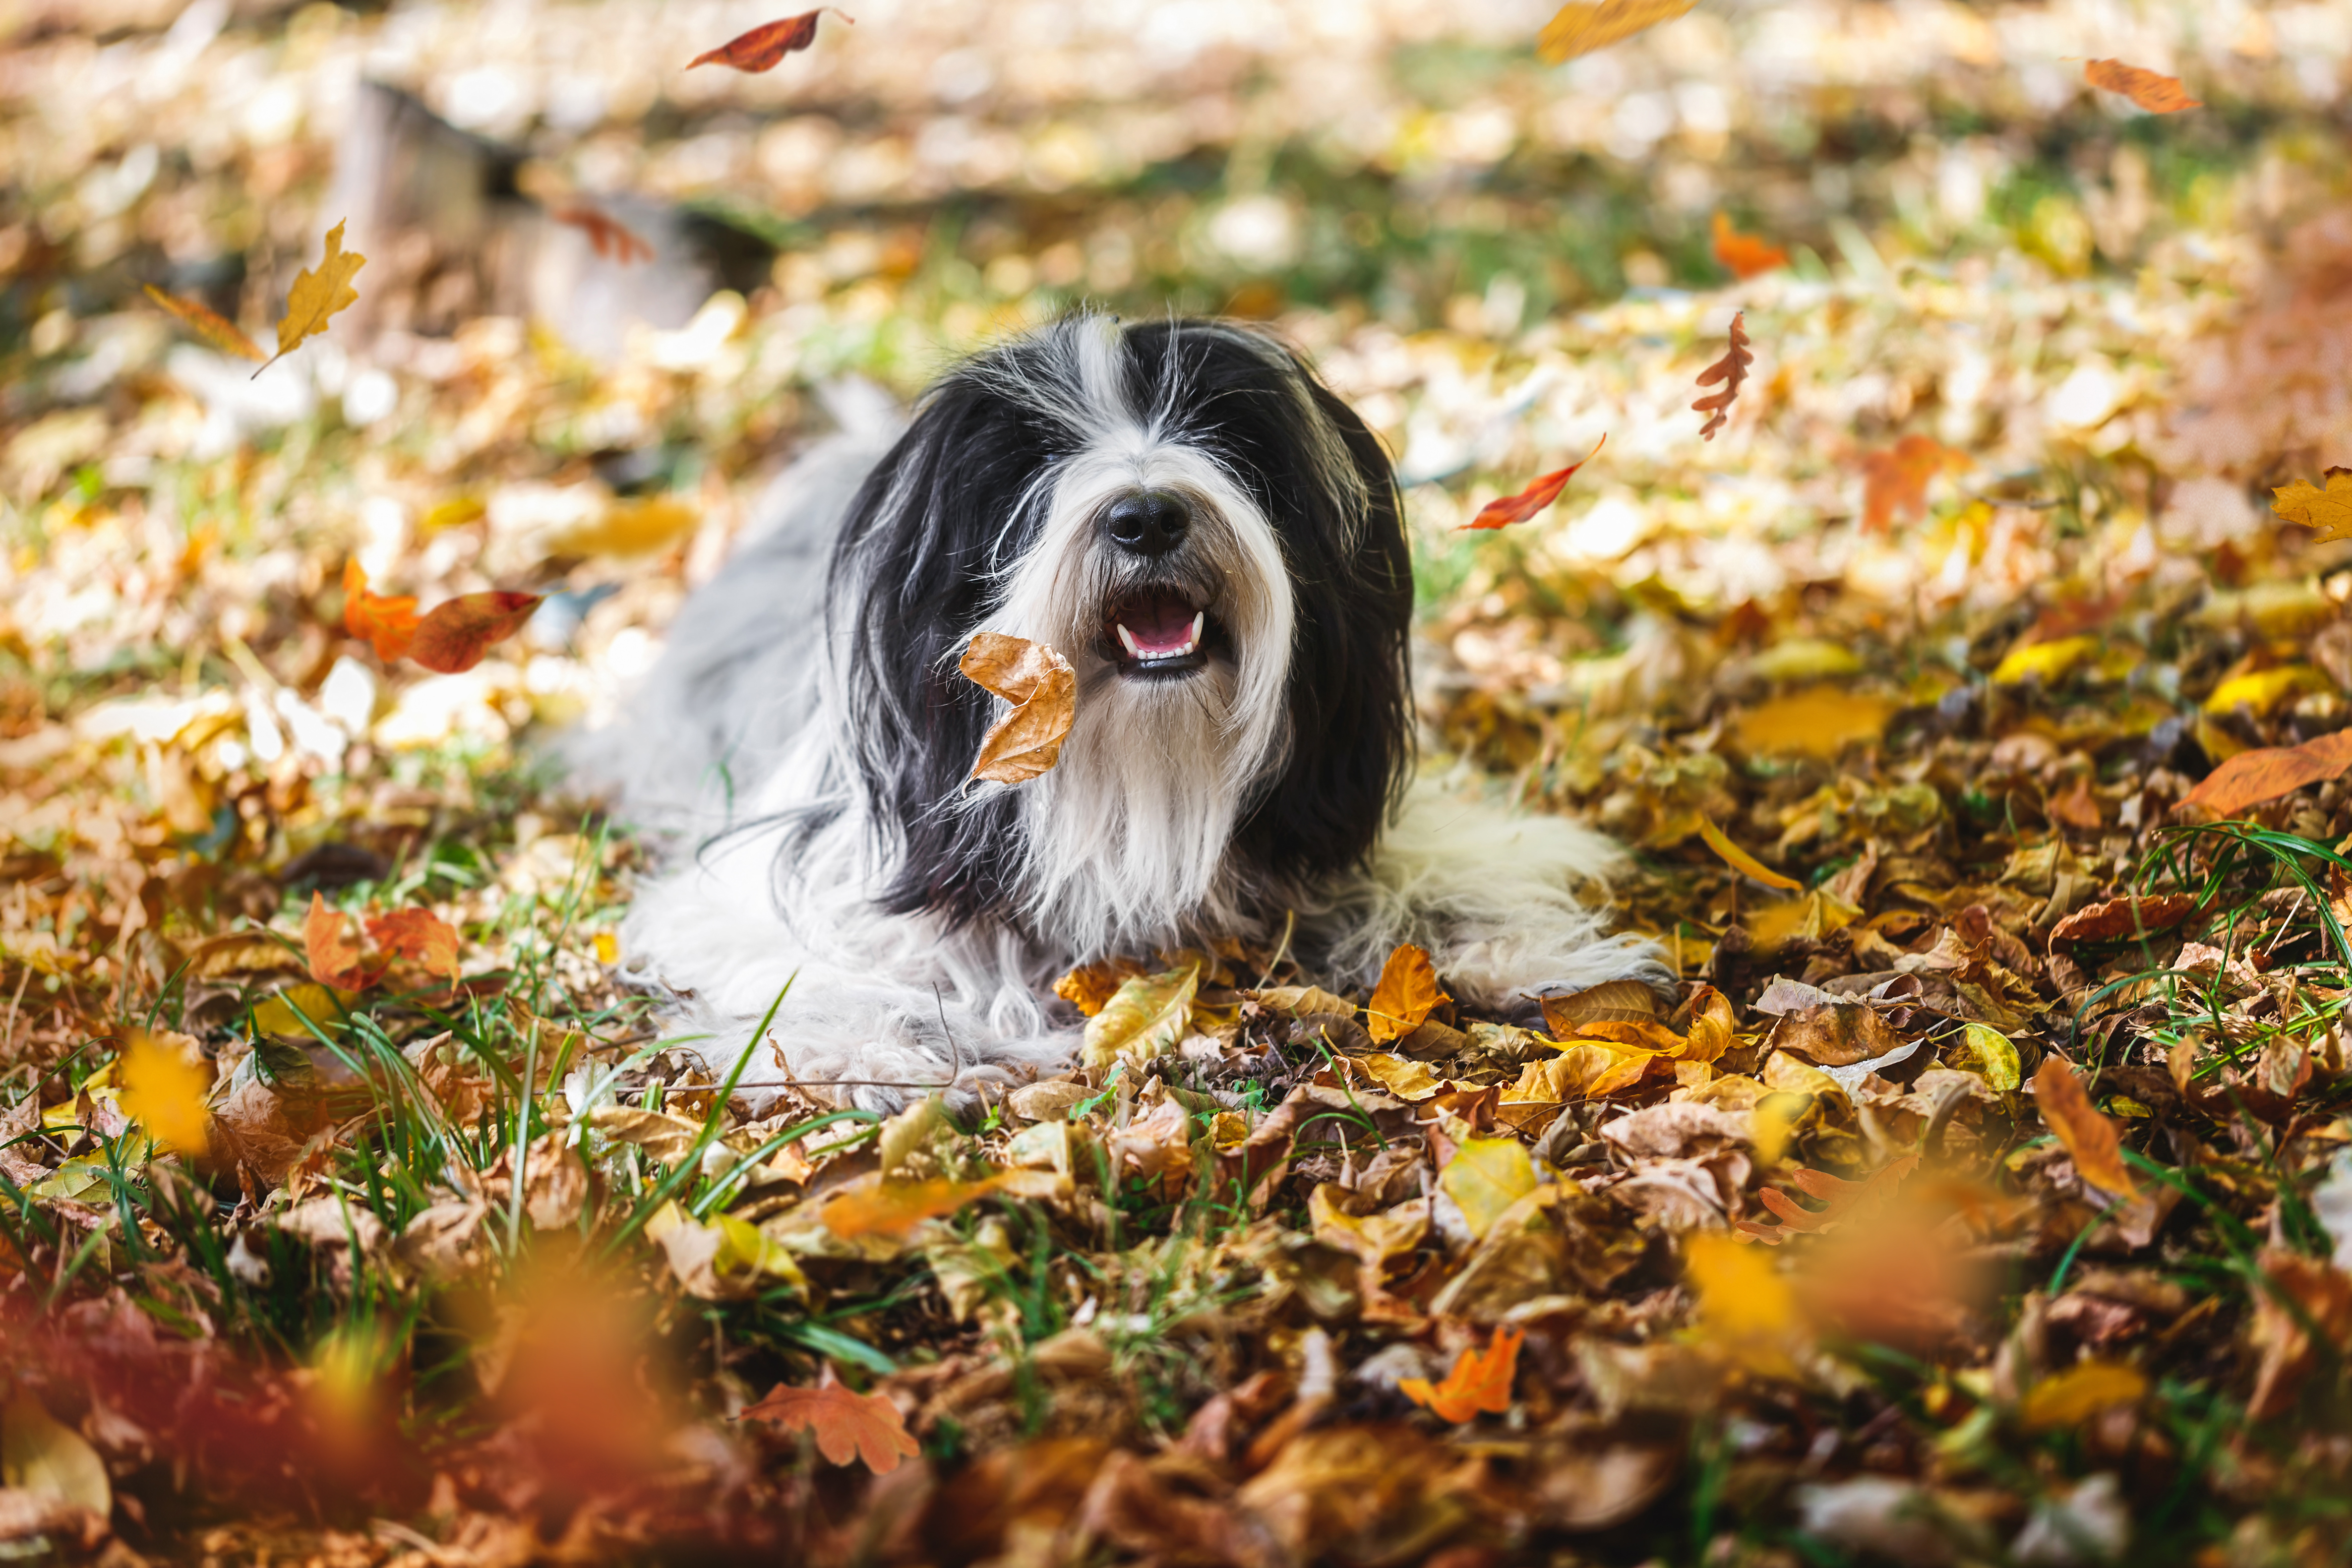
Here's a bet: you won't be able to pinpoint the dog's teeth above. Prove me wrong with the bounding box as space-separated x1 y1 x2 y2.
1186 612 1202 653
1117 624 1140 658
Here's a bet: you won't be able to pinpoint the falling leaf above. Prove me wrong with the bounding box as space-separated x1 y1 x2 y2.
1441 1135 1538 1238
2034 1057 2140 1202
304 892 371 989
2271 468 2352 542
2182 727 2352 819
1710 212 1788 280
820 1175 1010 1240
1 1391 111 1516
1858 434 1966 533
689 7 854 72
1686 1230 1798 1338
1399 1325 1523 1421
552 204 654 264
1692 311 1751 441
366 907 461 982
1082 965 1200 1069
2047 894 2198 948
1365 943 1447 1043
2019 1360 2147 1431
1536 0 1696 62
258 219 365 377
406 592 545 674
961 632 1078 784
343 560 420 662
1728 689 1898 758
1959 1024 2022 1091
143 283 263 361
1698 817 1802 891
2083 59 2201 113
117 1030 211 1156
740 1368 919 1473
1459 435 1606 530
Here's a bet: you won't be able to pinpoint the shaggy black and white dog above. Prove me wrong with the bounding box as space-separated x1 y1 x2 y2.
578 313 1668 1107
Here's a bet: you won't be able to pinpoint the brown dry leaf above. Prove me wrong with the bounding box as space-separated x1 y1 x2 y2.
2047 894 2198 948
1698 816 1802 891
2180 727 2352 818
1536 0 1696 62
1081 964 1200 1069
343 560 420 662
1460 436 1606 530
1728 688 1898 759
366 908 461 982
1542 978 1661 1027
2034 1057 2140 1202
741 1367 918 1473
1710 212 1788 279
408 592 546 674
1773 1002 1907 1069
960 632 1078 784
143 284 263 361
1859 434 1966 533
258 219 364 376
688 8 853 72
1692 311 1751 440
2272 468 2352 542
551 204 654 264
2247 1248 2352 1420
1398 1324 1523 1422
1365 943 1447 1044
2083 58 2201 113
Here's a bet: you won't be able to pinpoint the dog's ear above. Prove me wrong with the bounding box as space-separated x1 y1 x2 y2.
829 375 1053 926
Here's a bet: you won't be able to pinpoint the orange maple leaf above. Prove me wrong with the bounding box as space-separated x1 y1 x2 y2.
688 8 853 72
366 907 462 982
407 592 545 674
1692 312 1751 441
343 560 420 662
2083 59 2200 114
1458 435 1606 531
741 1367 920 1472
302 892 373 989
1710 212 1788 280
1857 434 1965 533
1365 943 1447 1044
1399 1325 1523 1422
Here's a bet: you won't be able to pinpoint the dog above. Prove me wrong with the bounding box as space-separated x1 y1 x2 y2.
574 313 1670 1109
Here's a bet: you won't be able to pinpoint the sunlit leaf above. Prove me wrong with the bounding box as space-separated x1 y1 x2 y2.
740 1367 919 1473
1727 689 1897 759
1459 436 1605 530
1686 1230 1798 1339
2182 726 2352 819
258 219 364 376
1365 943 1446 1044
1698 816 1801 891
1398 1325 1523 1421
1081 964 1200 1069
2083 59 2200 113
303 892 369 989
1692 311 1751 440
144 283 264 361
548 494 699 558
366 907 461 982
688 8 854 73
1536 0 1696 63
960 632 1078 784
408 591 545 674
1441 1136 1537 1239
343 560 419 662
2018 1360 2147 1430
2272 468 2352 543
117 1030 211 1156
1959 1024 2021 1091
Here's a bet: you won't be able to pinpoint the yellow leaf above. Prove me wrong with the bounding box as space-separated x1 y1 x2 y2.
2019 1361 2147 1431
1355 1052 1442 1101
1 1391 111 1516
1747 638 1864 682
260 219 365 375
1441 1136 1537 1239
1698 817 1803 892
1728 688 1898 759
1960 1023 2021 1091
1308 1183 1428 1267
1686 1231 1798 1339
549 495 701 559
1537 0 1697 63
1990 635 2098 687
1745 890 1861 952
251 982 354 1038
117 1030 211 1157
2204 665 2329 717
1366 943 1447 1044
714 1213 810 1294
594 931 620 964
143 283 264 361
820 1174 1012 1240
1081 965 1200 1069
2272 469 2352 543
960 633 1078 784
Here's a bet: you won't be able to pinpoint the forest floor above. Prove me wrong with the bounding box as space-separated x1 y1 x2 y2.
5 0 2352 1563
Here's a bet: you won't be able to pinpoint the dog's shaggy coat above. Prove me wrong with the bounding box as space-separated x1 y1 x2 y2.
576 314 1668 1107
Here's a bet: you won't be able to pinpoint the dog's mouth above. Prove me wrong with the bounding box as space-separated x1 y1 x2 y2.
1101 587 1220 677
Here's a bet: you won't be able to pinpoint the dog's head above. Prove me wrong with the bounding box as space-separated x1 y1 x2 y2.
830 313 1412 954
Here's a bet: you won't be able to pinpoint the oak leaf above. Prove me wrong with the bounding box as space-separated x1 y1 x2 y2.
2083 59 2200 113
960 633 1077 784
689 8 853 73
2271 468 2352 543
258 220 364 377
343 560 420 662
117 1030 211 1157
1858 433 1966 533
1536 0 1696 63
552 204 653 265
1710 212 1788 280
1365 943 1447 1043
366 907 461 982
1459 435 1606 530
740 1367 919 1473
1053 957 1146 1017
1398 1325 1523 1422
2033 1056 2140 1201
1692 311 1751 441
144 284 263 361
407 592 546 674
2181 726 2352 819
1698 816 1801 891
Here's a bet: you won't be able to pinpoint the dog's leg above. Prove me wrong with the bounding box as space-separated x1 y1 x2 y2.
1308 776 1675 1011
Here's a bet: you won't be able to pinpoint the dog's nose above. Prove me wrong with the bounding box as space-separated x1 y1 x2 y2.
1102 491 1191 556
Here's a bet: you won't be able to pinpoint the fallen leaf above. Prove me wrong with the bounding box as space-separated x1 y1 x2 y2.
1441 1135 1537 1238
144 283 263 361
1737 1155 1919 1244
1710 212 1788 279
2182 727 2352 819
251 982 351 1039
1399 1324 1523 1421
2247 1247 2352 1420
2019 1360 2147 1431
1687 1230 1799 1340
1728 689 1898 758
2034 1057 2140 1202
960 632 1078 784
689 8 853 72
2083 58 2201 113
1692 311 1751 441
1541 978 1661 1027
343 560 420 662
1959 1024 2022 1092
1773 1002 1907 1068
2047 894 2198 948
117 1030 210 1156
741 1367 919 1473
1355 1052 1442 1101
1 1392 110 1516
1698 817 1802 891
2271 468 2352 542
1081 965 1200 1069
367 907 461 982
552 204 654 264
304 892 370 989
1459 435 1606 530
1991 635 2099 686
820 1174 1012 1240
1536 0 1696 62
1053 958 1146 1017
2204 665 2329 717
408 592 546 674
258 219 364 376
1858 434 1965 533
1366 943 1447 1043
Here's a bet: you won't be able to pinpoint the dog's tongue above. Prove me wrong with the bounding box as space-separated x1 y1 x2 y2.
1117 595 1199 656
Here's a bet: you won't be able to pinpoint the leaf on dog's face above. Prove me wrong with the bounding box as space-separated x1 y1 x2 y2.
688 8 852 73
407 592 545 674
144 284 264 361
2082 58 2200 113
1365 943 1447 1043
1536 0 1695 63
740 1369 918 1473
1082 965 1200 1069
1460 437 1606 531
961 633 1077 784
